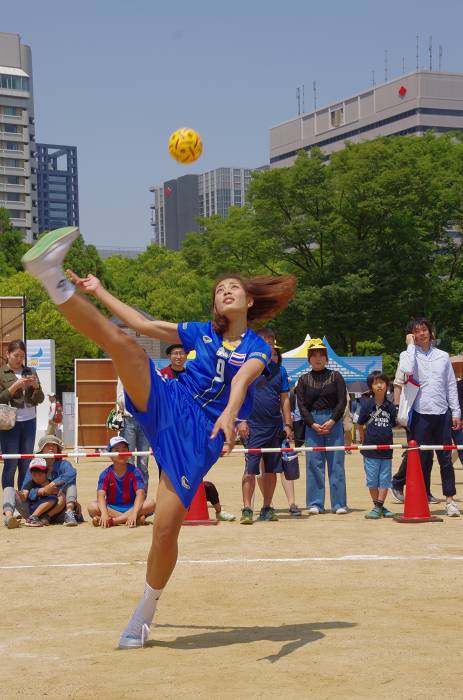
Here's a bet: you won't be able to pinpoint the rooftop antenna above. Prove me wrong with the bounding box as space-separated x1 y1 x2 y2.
402 56 406 74
296 86 301 115
416 33 420 71
429 35 433 71
313 80 317 111
384 49 388 82
302 84 305 113
371 69 376 87
439 45 443 71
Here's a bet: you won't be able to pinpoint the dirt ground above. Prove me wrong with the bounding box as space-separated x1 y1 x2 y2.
1 447 463 700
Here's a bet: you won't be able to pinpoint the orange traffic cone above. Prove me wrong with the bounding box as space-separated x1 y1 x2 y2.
394 440 443 523
183 481 219 526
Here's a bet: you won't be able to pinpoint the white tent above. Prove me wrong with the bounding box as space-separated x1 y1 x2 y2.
282 334 312 358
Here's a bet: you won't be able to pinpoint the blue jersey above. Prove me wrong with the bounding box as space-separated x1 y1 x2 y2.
177 320 271 422
97 464 145 507
249 362 290 427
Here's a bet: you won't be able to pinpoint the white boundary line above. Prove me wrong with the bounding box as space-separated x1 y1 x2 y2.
2 554 463 571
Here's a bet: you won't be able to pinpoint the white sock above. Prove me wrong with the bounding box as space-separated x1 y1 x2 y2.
40 266 75 305
121 582 163 638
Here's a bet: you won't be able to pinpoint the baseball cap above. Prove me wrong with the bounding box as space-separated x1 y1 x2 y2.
38 434 63 451
29 457 48 471
107 435 129 451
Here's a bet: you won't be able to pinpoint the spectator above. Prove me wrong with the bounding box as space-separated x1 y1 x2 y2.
356 371 396 519
399 317 461 517
450 359 463 467
117 377 151 488
204 481 235 521
0 339 44 529
88 436 155 528
160 344 187 379
296 338 348 514
16 434 80 526
238 329 293 524
47 393 63 439
17 457 58 527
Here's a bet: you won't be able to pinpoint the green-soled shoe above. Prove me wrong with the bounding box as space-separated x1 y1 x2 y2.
381 506 395 518
364 506 382 520
22 227 80 271
258 506 279 521
240 507 254 524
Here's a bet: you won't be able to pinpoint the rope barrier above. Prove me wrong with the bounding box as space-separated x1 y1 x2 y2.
1 444 462 460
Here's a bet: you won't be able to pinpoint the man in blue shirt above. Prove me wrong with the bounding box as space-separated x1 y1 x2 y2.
238 328 293 523
399 317 461 517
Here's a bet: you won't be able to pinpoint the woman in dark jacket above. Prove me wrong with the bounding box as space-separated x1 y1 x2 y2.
0 339 44 528
296 338 348 514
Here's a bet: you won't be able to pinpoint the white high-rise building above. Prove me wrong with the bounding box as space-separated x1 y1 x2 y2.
0 32 37 241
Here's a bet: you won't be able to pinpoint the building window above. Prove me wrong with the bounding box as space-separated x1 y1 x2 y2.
0 74 30 91
3 124 19 133
7 192 20 202
330 106 344 128
3 106 18 116
7 175 20 184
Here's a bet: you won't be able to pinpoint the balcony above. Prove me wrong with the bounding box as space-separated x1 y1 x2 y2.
0 148 26 158
0 183 26 193
0 131 24 142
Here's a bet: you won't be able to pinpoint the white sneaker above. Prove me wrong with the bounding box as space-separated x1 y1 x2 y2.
22 226 80 276
446 501 460 518
118 622 150 649
308 506 320 514
335 507 348 514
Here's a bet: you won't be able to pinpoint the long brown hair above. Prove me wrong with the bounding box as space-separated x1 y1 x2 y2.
212 274 296 335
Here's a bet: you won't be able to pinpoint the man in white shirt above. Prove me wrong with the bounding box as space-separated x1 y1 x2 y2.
399 318 461 517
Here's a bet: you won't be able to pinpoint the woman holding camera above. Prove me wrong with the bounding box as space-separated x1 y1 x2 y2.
0 339 44 528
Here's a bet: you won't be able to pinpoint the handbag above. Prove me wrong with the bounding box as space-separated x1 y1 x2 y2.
397 375 420 428
106 406 125 432
0 403 17 430
280 437 300 480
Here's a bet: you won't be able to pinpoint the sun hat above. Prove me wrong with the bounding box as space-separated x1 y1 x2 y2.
306 338 327 352
38 434 63 451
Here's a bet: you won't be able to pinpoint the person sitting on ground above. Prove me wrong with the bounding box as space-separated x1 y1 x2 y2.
88 436 155 528
356 371 396 519
17 457 58 527
17 434 81 526
204 480 235 521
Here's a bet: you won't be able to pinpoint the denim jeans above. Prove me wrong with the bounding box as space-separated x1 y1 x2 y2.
305 410 347 511
1 418 36 514
410 410 456 497
120 415 150 485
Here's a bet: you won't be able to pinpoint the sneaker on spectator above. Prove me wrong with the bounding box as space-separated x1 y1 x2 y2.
308 506 320 515
289 504 302 516
391 487 404 503
64 510 78 527
259 506 278 521
216 510 235 521
446 501 460 517
24 515 43 527
335 507 348 514
365 506 382 519
3 514 20 529
428 494 441 504
381 506 395 518
240 507 253 525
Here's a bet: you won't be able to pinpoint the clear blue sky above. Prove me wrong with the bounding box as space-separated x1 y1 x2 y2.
3 0 463 247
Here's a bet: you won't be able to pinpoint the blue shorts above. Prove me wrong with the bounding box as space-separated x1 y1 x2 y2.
363 457 392 489
108 503 132 513
125 360 224 508
245 424 283 475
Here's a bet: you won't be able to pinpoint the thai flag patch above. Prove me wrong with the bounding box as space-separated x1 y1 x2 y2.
229 351 246 367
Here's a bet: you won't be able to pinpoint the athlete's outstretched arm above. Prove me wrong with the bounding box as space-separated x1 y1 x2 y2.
67 270 181 344
211 358 265 453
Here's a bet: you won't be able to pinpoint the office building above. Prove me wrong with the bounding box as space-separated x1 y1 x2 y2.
0 32 38 241
270 71 463 167
150 166 255 250
36 143 79 232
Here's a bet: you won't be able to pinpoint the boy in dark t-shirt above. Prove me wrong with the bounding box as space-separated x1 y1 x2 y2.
356 371 397 520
